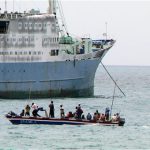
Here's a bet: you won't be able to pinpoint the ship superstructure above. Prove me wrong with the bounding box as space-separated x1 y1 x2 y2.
0 0 115 99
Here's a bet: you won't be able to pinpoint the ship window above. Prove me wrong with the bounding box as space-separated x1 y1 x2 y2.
51 50 59 56
24 51 27 55
35 23 37 27
10 51 13 55
29 51 31 55
56 49 59 55
18 22 22 30
19 38 22 42
51 50 55 56
15 52 17 55
0 21 9 34
24 23 28 30
25 38 28 41
29 23 32 27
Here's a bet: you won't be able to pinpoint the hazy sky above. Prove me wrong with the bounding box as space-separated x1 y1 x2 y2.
0 0 150 66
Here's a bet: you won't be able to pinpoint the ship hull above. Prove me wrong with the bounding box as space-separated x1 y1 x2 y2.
0 58 100 99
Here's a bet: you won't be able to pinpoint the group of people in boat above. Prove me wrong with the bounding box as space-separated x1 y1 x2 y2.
19 101 120 122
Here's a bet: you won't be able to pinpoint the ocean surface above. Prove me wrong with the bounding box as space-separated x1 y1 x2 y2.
0 65 150 150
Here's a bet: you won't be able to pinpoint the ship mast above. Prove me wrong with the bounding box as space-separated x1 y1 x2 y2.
48 0 56 14
48 0 69 36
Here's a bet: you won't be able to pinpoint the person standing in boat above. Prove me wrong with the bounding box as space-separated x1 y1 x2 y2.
77 104 83 119
73 107 78 118
105 107 110 121
49 101 54 118
25 104 30 116
93 113 98 121
60 105 65 118
95 110 100 119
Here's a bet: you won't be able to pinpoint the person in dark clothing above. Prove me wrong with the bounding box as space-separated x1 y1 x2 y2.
49 101 54 118
31 103 40 117
32 109 41 117
81 114 85 119
87 113 92 121
76 104 83 119
105 107 110 121
20 109 25 116
32 107 45 117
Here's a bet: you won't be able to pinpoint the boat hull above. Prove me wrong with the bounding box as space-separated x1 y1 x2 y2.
6 116 125 126
0 58 100 99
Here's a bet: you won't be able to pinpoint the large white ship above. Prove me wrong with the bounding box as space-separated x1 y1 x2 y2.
0 0 115 99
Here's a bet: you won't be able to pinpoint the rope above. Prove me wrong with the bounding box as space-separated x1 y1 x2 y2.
110 82 116 117
57 0 69 35
101 62 126 97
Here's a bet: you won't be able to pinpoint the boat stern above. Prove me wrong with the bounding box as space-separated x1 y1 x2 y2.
118 118 125 126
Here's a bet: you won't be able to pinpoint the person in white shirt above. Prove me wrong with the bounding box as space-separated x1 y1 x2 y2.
31 103 40 117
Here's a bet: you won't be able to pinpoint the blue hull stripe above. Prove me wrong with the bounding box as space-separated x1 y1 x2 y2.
8 118 119 126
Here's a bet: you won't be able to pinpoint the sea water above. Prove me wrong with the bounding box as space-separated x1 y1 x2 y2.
0 66 150 150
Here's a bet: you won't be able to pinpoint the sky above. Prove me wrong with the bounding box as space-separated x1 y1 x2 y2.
0 0 150 66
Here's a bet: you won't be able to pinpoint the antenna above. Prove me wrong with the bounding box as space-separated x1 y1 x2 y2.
5 0 7 11
13 0 14 13
105 22 108 40
102 22 108 40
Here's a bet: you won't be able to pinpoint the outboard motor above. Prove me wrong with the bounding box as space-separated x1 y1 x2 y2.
118 118 125 126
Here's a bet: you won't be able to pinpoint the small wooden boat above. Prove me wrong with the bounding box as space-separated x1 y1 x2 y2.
5 111 125 126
